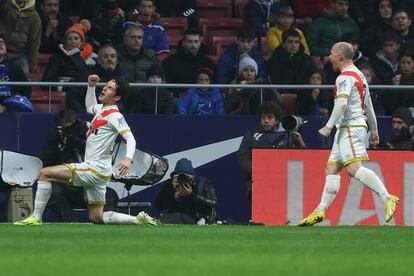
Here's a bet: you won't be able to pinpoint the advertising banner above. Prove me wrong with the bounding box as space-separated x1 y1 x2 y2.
252 149 414 226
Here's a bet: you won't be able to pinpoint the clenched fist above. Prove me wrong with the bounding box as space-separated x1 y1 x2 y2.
88 74 100 87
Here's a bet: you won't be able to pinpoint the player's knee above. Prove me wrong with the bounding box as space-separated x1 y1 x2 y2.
38 168 52 181
345 165 358 177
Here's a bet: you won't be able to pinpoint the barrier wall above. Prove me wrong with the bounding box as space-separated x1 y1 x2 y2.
0 113 394 222
252 149 414 226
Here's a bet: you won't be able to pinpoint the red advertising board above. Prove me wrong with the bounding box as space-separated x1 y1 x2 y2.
252 149 414 226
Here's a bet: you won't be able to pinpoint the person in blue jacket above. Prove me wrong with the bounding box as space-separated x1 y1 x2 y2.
216 27 268 84
177 67 225 116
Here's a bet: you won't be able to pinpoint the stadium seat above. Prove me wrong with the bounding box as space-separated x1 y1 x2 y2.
260 37 271 58
234 0 249 18
199 18 243 50
159 17 188 37
30 90 66 113
68 16 79 24
167 35 182 53
25 72 43 91
207 55 220 64
281 93 298 115
37 53 52 74
212 36 236 55
197 0 232 18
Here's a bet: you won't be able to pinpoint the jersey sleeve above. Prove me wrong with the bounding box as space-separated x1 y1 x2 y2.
335 75 354 99
108 112 131 135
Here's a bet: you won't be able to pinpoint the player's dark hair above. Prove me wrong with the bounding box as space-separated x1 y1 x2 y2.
112 76 129 100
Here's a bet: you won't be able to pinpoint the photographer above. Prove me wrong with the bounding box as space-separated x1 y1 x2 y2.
237 102 306 199
154 158 218 224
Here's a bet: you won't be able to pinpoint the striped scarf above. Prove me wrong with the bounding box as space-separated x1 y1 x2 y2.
0 62 11 97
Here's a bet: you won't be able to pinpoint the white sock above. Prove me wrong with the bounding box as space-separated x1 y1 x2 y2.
316 175 341 211
103 211 138 224
33 180 52 220
354 166 390 202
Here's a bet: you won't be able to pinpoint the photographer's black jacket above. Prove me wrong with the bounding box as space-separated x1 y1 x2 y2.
41 120 88 166
154 175 218 223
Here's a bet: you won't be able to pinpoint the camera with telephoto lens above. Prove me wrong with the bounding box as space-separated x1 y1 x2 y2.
176 174 192 188
281 115 307 131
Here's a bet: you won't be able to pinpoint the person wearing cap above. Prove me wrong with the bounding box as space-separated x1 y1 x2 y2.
177 67 225 116
217 27 267 85
386 106 414 149
0 0 41 73
267 29 317 92
266 6 310 55
127 63 174 114
224 53 282 115
154 158 218 224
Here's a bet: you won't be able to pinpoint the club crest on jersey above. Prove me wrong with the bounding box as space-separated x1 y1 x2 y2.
338 80 347 91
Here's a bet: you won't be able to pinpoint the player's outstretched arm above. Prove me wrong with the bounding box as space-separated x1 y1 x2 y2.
85 74 100 114
319 97 347 137
365 94 379 146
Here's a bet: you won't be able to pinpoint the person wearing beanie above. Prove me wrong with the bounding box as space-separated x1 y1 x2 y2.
127 63 174 114
386 106 414 149
42 19 94 112
224 53 283 115
154 158 218 224
177 67 225 116
216 27 268 84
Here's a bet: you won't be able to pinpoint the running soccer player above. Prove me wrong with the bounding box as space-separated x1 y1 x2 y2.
298 42 399 226
15 74 159 225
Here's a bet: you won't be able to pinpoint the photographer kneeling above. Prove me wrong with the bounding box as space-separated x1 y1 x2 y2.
154 158 218 224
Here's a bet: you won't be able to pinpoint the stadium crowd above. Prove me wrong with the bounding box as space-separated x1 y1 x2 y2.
0 0 413 117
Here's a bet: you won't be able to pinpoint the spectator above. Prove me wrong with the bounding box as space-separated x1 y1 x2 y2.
177 68 225 116
267 6 310 55
371 31 400 86
291 0 331 21
324 32 368 84
90 1 125 47
162 29 216 97
360 0 395 60
117 23 163 82
237 102 306 198
296 69 331 116
0 37 32 112
306 0 359 58
348 0 379 25
225 54 282 115
0 0 42 73
155 158 218 225
268 29 316 90
37 0 73 54
385 106 414 149
391 50 414 112
130 0 169 57
127 64 174 114
391 9 414 53
244 0 291 37
359 63 386 116
216 27 267 85
157 0 197 29
42 20 94 112
91 44 128 111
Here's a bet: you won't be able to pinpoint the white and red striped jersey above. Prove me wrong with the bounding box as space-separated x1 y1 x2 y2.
84 104 131 176
333 65 372 127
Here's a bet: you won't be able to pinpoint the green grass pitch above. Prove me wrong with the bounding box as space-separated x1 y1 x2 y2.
0 224 413 276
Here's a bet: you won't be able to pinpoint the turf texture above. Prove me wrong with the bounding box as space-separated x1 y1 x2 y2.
0 224 413 276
